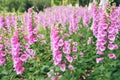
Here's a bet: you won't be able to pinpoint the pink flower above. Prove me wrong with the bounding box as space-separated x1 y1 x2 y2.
51 77 55 80
0 58 6 65
108 53 116 59
66 55 73 63
114 44 118 50
99 30 107 37
60 64 66 72
100 39 107 45
107 27 114 33
108 44 114 50
54 53 62 65
68 64 74 70
108 34 115 42
24 44 30 49
99 45 106 51
58 39 64 46
64 33 70 37
96 57 104 63
80 52 84 57
72 42 78 46
37 34 44 39
47 72 51 77
20 54 28 62
72 47 77 52
87 38 92 45
0 51 6 57
97 51 104 55
16 67 25 74
73 55 77 59
41 40 46 44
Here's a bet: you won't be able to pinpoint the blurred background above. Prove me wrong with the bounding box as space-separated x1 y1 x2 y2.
0 0 120 12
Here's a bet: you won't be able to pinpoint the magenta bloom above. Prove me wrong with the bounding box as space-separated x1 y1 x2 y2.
80 52 84 57
0 58 6 65
60 63 66 72
20 54 28 62
72 42 78 46
0 51 6 57
108 53 116 59
87 37 92 45
72 47 77 52
97 51 104 55
68 64 74 70
66 55 73 63
73 55 77 59
108 44 114 50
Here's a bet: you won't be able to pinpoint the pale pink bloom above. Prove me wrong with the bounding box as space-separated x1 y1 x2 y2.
0 51 6 57
0 44 3 50
100 39 107 45
55 53 62 62
87 38 92 45
54 53 62 65
80 52 84 57
24 44 30 49
20 54 28 62
97 51 104 55
0 58 6 65
64 33 70 37
96 57 104 63
62 46 71 55
73 55 77 59
16 67 25 74
72 42 78 46
108 44 114 50
47 72 51 77
68 64 74 70
108 53 116 59
66 55 73 63
72 47 77 52
107 27 114 33
60 64 66 72
41 40 46 44
51 77 55 80
58 39 64 46
37 34 44 39
100 30 107 37
108 34 115 42
114 44 118 50
99 45 106 51
26 49 34 55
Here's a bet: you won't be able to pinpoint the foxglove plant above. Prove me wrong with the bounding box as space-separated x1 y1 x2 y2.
24 8 36 44
11 30 25 74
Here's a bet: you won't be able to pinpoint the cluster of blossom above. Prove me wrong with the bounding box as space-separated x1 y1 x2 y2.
36 6 92 34
11 29 36 74
0 15 17 29
11 30 25 74
92 5 120 63
0 35 6 65
0 16 5 28
24 8 37 44
50 25 80 73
